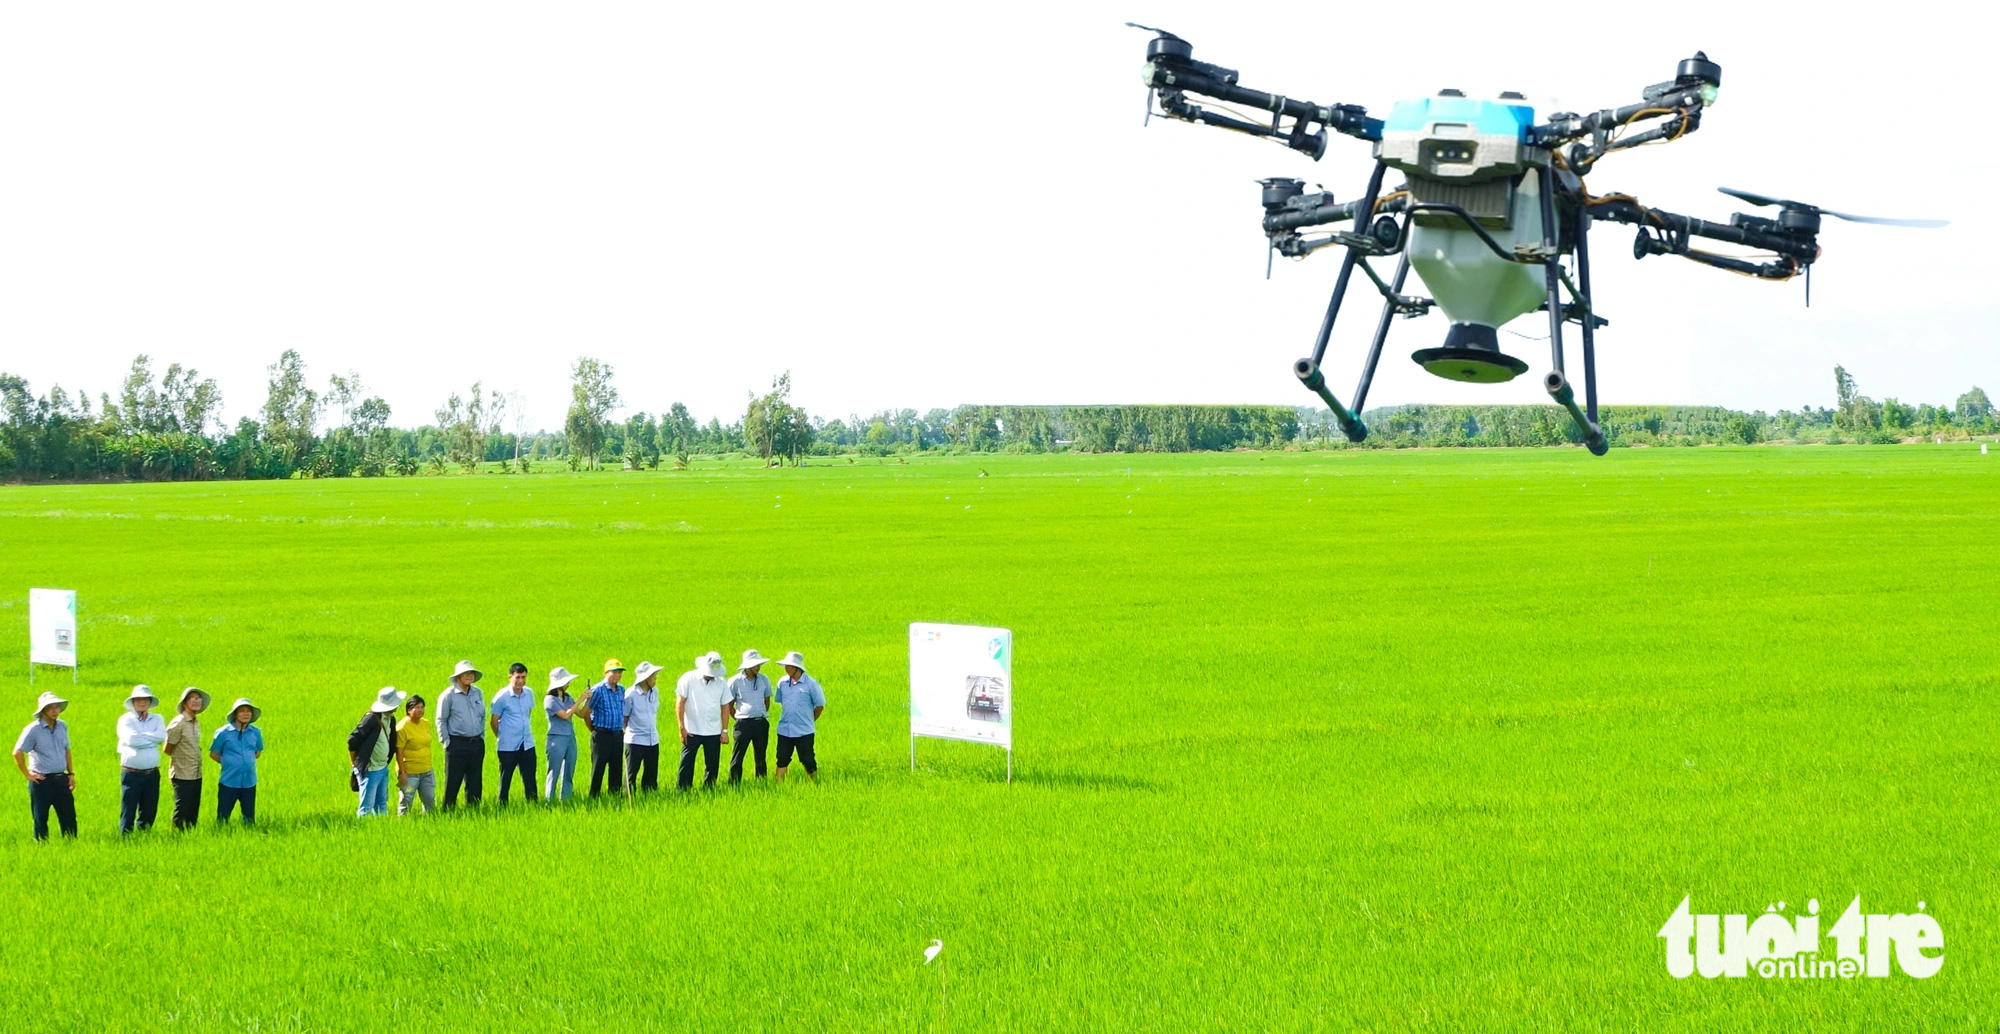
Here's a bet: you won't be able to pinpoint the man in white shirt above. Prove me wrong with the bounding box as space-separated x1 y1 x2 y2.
675 652 730 791
623 662 666 793
116 685 168 834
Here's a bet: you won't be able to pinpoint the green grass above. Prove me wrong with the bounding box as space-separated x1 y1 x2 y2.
0 446 1993 1032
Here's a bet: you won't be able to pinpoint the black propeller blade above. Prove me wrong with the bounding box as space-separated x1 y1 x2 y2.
1718 187 1947 228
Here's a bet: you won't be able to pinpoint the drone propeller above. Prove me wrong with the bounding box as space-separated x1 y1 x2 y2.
1717 187 1948 228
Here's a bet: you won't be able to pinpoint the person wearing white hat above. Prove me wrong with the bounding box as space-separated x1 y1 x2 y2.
163 687 211 829
348 686 406 818
207 698 263 825
489 663 539 805
772 652 827 782
675 652 730 791
541 667 582 802
116 685 168 834
725 649 776 784
13 692 77 840
623 662 667 793
434 660 487 810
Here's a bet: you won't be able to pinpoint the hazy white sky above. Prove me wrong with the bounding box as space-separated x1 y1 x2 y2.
0 3 1987 431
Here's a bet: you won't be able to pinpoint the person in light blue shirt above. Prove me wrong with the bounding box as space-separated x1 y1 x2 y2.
772 652 826 782
207 698 264 824
488 662 539 804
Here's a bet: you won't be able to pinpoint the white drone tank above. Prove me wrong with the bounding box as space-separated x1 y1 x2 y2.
1375 92 1550 383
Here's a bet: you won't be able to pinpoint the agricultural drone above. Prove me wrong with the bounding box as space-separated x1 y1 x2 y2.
1130 26 1945 454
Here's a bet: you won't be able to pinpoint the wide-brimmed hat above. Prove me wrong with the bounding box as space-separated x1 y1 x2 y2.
702 651 725 678
125 685 159 710
632 661 665 686
603 658 626 673
178 687 211 713
32 691 68 718
777 651 807 672
548 666 579 691
450 659 482 683
370 686 407 713
739 649 772 672
226 697 262 724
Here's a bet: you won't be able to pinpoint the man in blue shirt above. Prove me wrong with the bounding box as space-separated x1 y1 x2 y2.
726 649 776 784
207 698 264 824
13 692 77 840
489 662 539 804
579 660 627 798
773 652 826 782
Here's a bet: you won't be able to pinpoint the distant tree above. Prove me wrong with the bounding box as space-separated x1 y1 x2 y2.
744 373 793 464
1957 386 1993 424
565 357 618 470
436 382 504 472
261 350 319 472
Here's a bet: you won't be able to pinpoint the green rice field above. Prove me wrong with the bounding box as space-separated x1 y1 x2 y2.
0 447 1992 1031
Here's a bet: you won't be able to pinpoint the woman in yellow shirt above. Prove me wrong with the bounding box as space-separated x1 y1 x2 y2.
395 695 435 815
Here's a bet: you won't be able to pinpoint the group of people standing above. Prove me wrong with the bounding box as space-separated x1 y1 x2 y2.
10 648 827 839
353 648 827 816
12 686 264 839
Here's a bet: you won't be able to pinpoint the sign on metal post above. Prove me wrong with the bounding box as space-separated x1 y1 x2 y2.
909 622 1012 782
28 588 78 684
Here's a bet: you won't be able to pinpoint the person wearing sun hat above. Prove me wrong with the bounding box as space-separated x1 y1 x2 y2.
434 659 487 810
207 698 264 825
541 667 582 802
773 652 827 782
623 661 667 793
348 686 405 818
115 685 169 834
725 649 776 784
13 691 77 840
676 651 730 790
579 659 628 798
163 687 211 829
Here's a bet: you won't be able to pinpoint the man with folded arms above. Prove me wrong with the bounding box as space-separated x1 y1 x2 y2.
676 652 730 791
623 662 666 793
116 685 168 834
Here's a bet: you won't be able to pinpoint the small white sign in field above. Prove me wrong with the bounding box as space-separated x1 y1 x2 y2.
910 622 1012 780
29 588 78 682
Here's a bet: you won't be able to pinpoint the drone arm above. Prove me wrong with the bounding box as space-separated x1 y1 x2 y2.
1140 33 1381 159
1586 197 1813 277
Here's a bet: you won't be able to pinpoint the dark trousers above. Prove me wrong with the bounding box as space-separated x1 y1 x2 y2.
443 735 485 809
729 717 770 783
29 777 78 840
678 734 721 790
625 743 660 792
496 748 539 803
120 768 161 833
777 733 818 774
589 728 624 797
171 777 202 829
217 784 256 825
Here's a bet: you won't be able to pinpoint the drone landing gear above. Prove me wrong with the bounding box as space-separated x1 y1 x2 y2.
1537 163 1608 455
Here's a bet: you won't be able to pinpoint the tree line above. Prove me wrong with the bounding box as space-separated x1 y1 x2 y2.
2 354 1993 481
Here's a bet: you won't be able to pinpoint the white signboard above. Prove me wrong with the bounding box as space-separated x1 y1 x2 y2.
910 622 1012 760
29 588 78 667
